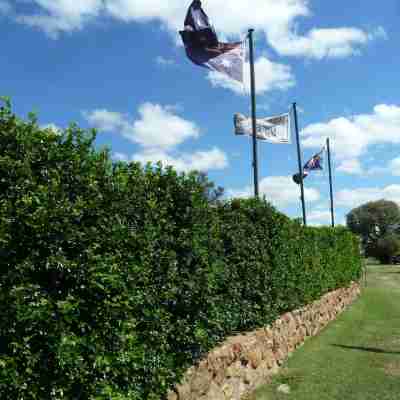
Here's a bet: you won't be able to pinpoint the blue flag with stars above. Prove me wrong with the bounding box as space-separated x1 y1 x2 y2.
293 147 325 185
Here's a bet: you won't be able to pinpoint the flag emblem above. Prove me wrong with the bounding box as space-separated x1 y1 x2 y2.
179 1 244 83
293 147 325 184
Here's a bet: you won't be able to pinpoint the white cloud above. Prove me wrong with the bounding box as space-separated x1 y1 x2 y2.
112 152 130 162
369 26 388 41
337 156 400 177
228 176 320 208
302 104 400 165
131 147 228 172
104 0 182 29
12 1 384 60
337 159 363 175
86 103 228 173
269 27 373 59
207 56 295 95
85 109 126 132
388 157 400 176
84 103 200 150
362 157 400 177
155 56 176 66
16 0 103 38
133 103 200 149
337 185 400 208
308 210 332 226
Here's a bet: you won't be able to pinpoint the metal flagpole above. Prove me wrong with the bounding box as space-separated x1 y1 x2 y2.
326 138 335 228
248 29 259 198
293 102 307 226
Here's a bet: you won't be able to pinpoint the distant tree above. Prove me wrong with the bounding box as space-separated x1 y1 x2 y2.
371 234 400 264
346 199 400 263
197 172 224 204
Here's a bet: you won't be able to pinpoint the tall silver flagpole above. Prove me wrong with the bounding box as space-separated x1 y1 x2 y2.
248 29 259 198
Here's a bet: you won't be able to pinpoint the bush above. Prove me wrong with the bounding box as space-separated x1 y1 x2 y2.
346 199 400 260
370 234 400 264
0 100 362 399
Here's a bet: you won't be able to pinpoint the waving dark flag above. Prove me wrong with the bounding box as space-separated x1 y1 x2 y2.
179 1 244 83
293 147 325 185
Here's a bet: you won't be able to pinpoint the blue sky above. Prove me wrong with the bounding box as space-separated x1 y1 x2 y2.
1 0 400 225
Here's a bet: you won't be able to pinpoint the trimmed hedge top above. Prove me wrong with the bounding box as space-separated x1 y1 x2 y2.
0 100 362 399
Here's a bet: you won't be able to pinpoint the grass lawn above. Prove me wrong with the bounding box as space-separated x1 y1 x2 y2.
247 265 400 400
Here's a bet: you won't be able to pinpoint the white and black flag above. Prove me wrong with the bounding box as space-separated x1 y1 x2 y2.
234 113 291 144
179 1 244 83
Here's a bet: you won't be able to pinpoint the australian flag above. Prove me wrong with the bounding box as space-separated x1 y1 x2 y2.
179 1 244 83
293 148 325 185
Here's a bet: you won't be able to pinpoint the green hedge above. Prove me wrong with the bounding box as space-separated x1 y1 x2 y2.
0 100 362 399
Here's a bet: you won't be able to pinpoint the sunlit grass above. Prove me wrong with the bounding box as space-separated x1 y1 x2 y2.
248 265 400 400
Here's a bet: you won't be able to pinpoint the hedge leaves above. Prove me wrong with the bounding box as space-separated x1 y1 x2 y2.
0 100 362 399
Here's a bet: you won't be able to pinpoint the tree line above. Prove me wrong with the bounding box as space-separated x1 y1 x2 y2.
347 199 400 264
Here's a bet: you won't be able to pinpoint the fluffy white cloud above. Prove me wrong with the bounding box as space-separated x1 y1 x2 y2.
12 0 384 59
228 176 320 208
104 0 182 29
337 156 400 177
86 103 228 173
337 159 363 175
357 157 400 177
133 103 200 149
337 185 400 208
207 56 295 95
85 103 200 150
308 210 332 226
269 27 373 59
302 104 400 164
85 109 127 133
130 147 228 172
16 0 103 38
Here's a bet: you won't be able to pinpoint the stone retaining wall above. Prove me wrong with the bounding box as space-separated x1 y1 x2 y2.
168 282 360 400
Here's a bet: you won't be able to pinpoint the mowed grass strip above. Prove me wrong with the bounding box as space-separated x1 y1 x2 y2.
248 265 400 400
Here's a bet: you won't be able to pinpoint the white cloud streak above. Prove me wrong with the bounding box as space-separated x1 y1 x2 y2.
11 1 385 60
302 104 400 168
337 185 400 209
85 103 228 173
337 159 363 175
85 103 200 150
228 176 320 208
131 147 228 173
16 0 103 38
308 210 332 226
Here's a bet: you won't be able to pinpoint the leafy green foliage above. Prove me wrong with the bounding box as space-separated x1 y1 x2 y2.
0 100 362 399
370 234 400 264
346 200 400 263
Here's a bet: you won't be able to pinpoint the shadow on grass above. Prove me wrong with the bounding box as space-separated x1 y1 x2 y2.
332 344 400 355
